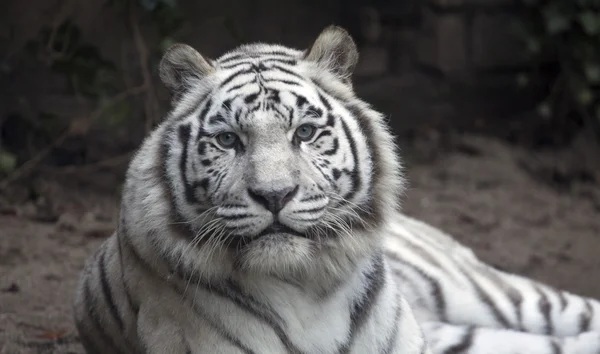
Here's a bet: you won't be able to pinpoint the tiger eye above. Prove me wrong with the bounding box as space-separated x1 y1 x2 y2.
216 132 238 148
295 124 316 141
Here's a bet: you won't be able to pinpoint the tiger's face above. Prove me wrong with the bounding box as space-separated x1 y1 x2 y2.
159 27 402 277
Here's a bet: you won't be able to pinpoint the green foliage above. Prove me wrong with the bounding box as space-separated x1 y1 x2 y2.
515 0 600 134
26 19 120 98
0 149 17 175
0 0 189 181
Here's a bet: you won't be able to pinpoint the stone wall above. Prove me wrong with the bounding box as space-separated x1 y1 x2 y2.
345 0 527 82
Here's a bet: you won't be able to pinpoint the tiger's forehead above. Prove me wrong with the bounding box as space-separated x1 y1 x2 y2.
202 83 325 131
200 59 327 128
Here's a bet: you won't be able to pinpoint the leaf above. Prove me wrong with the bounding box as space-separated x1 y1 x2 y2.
542 5 571 34
579 11 600 35
0 149 17 174
99 98 131 128
537 102 552 118
584 63 600 84
545 14 571 34
139 0 159 11
516 73 530 87
577 88 594 105
526 38 542 54
159 37 176 52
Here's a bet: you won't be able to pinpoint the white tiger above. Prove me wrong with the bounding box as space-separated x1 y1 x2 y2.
73 26 600 354
73 26 430 354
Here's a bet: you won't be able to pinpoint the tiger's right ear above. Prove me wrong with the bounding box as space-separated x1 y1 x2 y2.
159 44 215 96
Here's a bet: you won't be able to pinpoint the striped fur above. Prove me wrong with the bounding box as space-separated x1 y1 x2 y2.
73 26 430 354
387 215 600 353
73 25 600 354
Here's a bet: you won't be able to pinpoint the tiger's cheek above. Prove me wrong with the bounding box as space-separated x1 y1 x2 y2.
194 139 239 203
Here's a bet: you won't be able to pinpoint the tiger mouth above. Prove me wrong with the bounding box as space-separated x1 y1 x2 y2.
228 222 307 248
256 222 305 239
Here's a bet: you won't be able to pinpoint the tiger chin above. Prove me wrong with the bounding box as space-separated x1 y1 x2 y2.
73 26 431 354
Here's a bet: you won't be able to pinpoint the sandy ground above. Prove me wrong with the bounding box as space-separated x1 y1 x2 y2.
1 131 600 354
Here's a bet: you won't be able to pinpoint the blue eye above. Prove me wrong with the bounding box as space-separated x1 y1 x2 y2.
295 124 316 141
216 132 238 148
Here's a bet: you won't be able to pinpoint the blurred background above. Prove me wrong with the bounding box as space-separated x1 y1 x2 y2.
1 0 599 353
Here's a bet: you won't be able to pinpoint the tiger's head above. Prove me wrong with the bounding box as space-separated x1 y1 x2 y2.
153 26 404 282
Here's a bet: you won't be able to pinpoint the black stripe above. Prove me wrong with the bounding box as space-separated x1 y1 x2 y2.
550 339 562 354
312 81 383 229
172 89 212 123
579 299 593 332
338 254 385 354
481 268 523 331
220 68 255 88
120 239 255 353
394 233 460 285
116 230 138 315
318 92 332 110
292 206 326 214
166 257 303 354
227 81 254 93
98 247 124 330
339 119 361 202
189 301 256 354
443 327 475 354
343 103 381 227
177 124 198 205
386 251 447 321
264 78 302 86
81 272 125 354
558 291 568 312
207 114 227 126
219 58 297 70
380 300 402 354
461 269 511 328
322 138 339 156
245 92 260 104
218 51 296 64
220 213 255 220
219 61 254 70
197 98 214 124
536 286 553 335
222 280 303 354
313 130 332 142
270 64 305 80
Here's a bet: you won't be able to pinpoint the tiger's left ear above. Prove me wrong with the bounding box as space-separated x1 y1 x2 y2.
304 26 359 84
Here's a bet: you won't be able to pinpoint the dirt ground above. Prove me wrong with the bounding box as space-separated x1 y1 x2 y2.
1 128 600 353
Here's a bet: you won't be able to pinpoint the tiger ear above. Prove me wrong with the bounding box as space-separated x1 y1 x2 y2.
304 26 359 83
159 43 215 96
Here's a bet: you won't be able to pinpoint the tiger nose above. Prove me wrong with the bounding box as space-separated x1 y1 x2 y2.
248 185 299 214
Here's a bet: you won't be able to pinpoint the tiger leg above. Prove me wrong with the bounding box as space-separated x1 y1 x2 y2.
73 236 139 354
421 322 600 354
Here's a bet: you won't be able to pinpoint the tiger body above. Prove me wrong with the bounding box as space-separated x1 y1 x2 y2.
74 26 600 354
74 27 429 354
